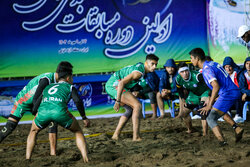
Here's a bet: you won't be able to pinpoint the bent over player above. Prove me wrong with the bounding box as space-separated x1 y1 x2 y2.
190 48 244 146
0 62 69 155
26 70 89 162
105 54 159 141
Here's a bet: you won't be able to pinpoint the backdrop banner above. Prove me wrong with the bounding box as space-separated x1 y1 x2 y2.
0 0 207 78
207 0 250 64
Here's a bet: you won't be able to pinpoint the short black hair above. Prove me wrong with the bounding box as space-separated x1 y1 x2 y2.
205 56 213 61
56 61 73 79
189 48 206 61
146 54 159 62
178 62 188 69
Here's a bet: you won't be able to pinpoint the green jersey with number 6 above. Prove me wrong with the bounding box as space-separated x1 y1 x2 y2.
35 81 74 129
39 81 72 112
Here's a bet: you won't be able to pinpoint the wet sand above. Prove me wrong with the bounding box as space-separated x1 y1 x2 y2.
0 113 250 167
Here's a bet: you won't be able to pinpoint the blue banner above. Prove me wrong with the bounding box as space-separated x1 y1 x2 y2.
0 0 208 78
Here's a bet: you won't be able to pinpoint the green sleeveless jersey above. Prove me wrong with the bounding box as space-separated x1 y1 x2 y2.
39 82 72 112
176 70 209 96
15 73 56 106
113 62 145 89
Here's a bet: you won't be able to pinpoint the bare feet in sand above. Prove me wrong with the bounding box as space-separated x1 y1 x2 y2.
150 115 157 120
158 115 165 119
112 134 119 140
133 137 142 142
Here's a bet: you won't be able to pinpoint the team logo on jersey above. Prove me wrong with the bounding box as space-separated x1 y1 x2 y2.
193 84 197 87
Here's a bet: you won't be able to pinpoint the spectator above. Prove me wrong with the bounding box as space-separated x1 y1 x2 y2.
223 57 243 123
156 59 179 118
238 57 250 104
237 25 250 53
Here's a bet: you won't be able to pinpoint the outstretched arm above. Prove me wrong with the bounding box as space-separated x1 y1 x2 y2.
71 87 90 127
199 80 219 115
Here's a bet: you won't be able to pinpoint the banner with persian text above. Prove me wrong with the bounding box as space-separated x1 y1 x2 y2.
0 0 207 78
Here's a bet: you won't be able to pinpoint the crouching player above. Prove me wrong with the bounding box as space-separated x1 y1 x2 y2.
176 62 210 136
190 48 244 146
26 71 89 162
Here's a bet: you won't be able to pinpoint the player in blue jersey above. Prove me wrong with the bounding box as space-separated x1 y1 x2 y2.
189 48 244 146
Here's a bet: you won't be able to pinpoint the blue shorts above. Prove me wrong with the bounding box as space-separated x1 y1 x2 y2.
213 89 241 113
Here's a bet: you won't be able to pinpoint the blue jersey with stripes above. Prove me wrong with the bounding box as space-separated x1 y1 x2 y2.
202 61 239 95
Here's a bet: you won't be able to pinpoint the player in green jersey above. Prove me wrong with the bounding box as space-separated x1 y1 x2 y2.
105 54 159 141
26 69 89 162
176 62 210 136
0 62 89 156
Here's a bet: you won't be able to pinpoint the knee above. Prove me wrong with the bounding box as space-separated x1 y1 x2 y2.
1 120 17 135
123 106 133 118
48 122 58 133
134 102 142 111
206 110 220 129
132 103 142 116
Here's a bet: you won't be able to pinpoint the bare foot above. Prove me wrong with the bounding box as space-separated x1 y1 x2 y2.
202 133 207 137
186 129 194 134
158 115 165 119
150 115 156 120
132 137 142 142
112 134 119 140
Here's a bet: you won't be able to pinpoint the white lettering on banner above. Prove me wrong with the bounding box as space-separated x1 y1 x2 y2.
12 0 173 58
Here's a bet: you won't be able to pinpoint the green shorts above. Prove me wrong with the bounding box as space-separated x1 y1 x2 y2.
34 109 74 129
10 100 32 119
186 90 209 105
105 75 128 99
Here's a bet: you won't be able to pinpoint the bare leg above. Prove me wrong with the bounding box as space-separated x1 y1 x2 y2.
120 91 142 141
150 103 157 119
183 115 193 133
223 113 244 142
69 118 88 163
176 97 185 119
131 103 142 141
26 121 41 160
176 101 193 133
211 125 224 142
112 116 129 140
156 92 165 117
201 120 208 136
49 133 57 155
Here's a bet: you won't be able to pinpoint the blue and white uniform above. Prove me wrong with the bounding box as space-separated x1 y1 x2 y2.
202 61 241 113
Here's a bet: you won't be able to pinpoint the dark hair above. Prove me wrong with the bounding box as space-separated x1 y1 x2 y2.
189 48 206 61
178 62 188 69
56 61 73 79
146 54 159 61
205 56 213 61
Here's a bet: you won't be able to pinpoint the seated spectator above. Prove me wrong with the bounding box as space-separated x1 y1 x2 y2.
237 25 250 53
238 57 250 110
223 56 243 123
131 71 160 119
156 59 178 118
